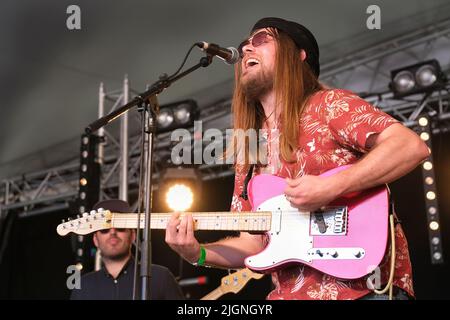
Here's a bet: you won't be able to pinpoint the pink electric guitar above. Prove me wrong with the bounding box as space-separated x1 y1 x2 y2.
57 165 389 280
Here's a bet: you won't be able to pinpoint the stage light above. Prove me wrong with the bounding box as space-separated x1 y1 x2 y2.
157 109 174 129
420 132 430 141
426 191 436 200
429 221 439 231
423 161 433 170
417 119 444 264
393 71 415 94
416 64 438 87
174 103 192 124
433 252 442 261
418 117 429 127
165 184 194 212
390 59 446 98
158 167 202 212
156 99 198 133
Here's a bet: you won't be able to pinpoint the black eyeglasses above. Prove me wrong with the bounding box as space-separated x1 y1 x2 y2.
98 228 126 234
237 30 274 58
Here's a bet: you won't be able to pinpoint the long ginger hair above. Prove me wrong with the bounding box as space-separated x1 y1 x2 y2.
228 29 323 171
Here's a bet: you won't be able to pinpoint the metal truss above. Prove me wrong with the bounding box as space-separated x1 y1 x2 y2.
2 19 450 216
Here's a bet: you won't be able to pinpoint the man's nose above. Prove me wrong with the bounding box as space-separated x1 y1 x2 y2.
242 43 255 56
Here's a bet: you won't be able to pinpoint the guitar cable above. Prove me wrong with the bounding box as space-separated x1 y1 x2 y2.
373 213 396 300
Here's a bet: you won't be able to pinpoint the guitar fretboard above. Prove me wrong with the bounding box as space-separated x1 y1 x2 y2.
110 212 272 232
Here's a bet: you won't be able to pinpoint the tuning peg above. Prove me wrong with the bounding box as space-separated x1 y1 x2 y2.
67 217 71 221
82 212 88 217
90 210 96 215
77 215 81 219
61 219 65 223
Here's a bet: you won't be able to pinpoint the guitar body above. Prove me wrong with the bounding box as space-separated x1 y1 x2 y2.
244 165 389 279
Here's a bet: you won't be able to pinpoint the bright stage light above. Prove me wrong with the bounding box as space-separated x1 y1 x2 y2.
420 132 430 141
418 117 429 127
429 221 440 231
165 183 194 212
423 161 433 170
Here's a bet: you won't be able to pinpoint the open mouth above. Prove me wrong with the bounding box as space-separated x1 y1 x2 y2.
245 58 260 69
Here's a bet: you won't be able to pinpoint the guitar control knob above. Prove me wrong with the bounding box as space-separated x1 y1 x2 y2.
90 210 96 215
82 212 88 217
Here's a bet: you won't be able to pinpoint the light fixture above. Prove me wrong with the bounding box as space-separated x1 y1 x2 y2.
418 117 429 127
165 184 194 212
429 221 439 231
158 167 202 212
155 99 198 133
417 119 444 264
390 59 446 98
157 109 174 129
420 132 430 141
75 133 100 269
423 161 433 170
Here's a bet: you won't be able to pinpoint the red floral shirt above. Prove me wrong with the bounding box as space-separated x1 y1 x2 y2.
230 89 415 300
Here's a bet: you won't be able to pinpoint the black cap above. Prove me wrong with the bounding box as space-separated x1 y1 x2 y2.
93 199 131 213
251 17 320 77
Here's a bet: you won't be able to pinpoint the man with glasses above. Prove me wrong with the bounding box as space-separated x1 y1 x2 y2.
166 17 429 300
70 199 184 300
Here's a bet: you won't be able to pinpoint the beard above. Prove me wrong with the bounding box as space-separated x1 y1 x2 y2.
102 248 130 261
240 66 274 102
99 237 131 261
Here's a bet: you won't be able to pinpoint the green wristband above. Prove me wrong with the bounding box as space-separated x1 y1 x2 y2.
193 246 206 267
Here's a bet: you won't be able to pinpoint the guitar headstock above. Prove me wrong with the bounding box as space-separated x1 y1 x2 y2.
56 209 112 236
220 268 265 294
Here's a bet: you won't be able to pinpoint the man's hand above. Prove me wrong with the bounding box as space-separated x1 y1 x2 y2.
284 174 341 212
165 212 201 264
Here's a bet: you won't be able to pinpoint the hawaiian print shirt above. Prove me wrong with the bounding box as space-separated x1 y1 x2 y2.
230 89 415 300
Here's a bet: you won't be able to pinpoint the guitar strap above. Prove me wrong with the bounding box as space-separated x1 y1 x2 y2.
239 164 255 201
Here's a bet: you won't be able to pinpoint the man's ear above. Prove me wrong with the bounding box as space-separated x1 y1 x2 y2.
300 49 307 61
93 233 99 247
130 229 136 244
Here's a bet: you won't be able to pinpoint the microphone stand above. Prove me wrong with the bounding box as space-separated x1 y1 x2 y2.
85 54 213 300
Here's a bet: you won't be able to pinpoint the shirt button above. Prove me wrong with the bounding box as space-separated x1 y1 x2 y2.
124 271 127 274
114 280 118 284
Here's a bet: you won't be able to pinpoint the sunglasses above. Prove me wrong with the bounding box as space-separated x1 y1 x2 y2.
237 31 274 58
98 228 126 234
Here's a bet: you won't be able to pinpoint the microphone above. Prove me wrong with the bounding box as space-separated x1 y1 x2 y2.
196 42 240 65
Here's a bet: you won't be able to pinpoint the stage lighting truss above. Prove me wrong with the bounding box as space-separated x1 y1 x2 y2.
158 167 202 212
390 59 446 99
156 99 198 133
416 116 444 264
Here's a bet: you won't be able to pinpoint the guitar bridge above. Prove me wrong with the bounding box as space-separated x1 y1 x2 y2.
310 206 348 236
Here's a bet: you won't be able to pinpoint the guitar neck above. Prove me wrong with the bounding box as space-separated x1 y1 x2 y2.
110 211 271 232
201 287 226 300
